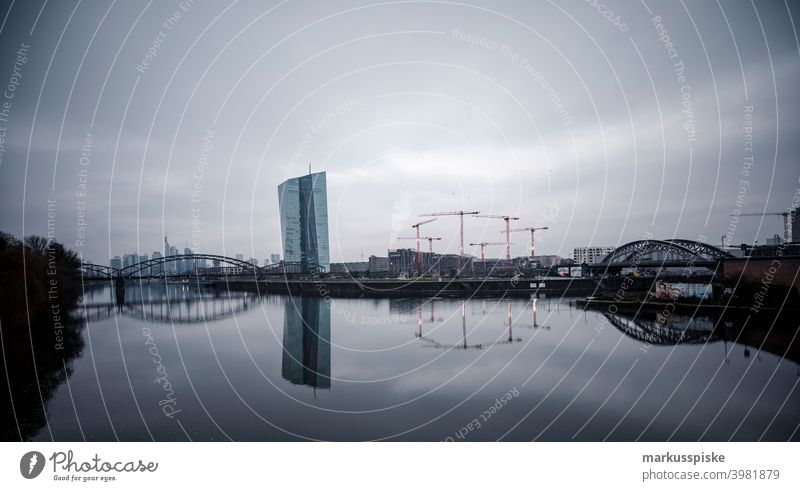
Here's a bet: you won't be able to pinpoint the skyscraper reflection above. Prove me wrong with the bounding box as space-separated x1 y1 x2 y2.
281 296 331 389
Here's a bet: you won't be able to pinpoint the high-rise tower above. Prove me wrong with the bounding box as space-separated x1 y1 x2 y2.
277 171 330 273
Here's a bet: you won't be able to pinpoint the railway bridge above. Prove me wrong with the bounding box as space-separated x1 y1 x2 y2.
80 253 284 281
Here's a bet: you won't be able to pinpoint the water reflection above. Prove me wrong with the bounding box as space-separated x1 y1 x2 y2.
2 287 797 441
598 309 800 364
531 298 550 330
79 282 261 324
0 312 84 441
281 297 331 390
417 300 524 350
603 311 718 345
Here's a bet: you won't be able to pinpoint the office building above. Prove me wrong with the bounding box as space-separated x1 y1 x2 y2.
436 253 470 274
110 256 122 270
151 251 162 274
183 247 194 273
270 253 281 264
387 249 463 276
573 246 616 264
330 262 368 274
162 237 179 273
123 253 138 269
472 258 516 276
388 248 417 276
368 255 389 274
278 171 330 273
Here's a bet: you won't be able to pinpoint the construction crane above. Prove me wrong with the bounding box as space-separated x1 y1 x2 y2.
399 236 442 254
409 219 437 275
469 242 508 261
505 226 549 264
474 215 519 259
733 211 795 242
419 210 480 269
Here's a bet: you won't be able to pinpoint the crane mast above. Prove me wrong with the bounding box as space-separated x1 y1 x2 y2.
410 219 437 275
507 226 549 265
474 215 519 260
469 241 507 261
419 210 480 271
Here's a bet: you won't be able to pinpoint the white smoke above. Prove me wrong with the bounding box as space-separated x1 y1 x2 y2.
390 191 414 247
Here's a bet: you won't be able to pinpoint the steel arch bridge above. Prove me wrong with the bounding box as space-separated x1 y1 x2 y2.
81 263 119 278
79 254 283 279
599 239 733 264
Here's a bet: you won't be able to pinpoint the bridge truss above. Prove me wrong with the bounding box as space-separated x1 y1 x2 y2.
599 239 733 265
79 254 284 279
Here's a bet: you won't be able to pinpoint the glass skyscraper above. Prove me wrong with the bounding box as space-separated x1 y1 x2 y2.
277 171 330 273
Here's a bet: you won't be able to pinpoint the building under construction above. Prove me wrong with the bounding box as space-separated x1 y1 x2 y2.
386 248 472 277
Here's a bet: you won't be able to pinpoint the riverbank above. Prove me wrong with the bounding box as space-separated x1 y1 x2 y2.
215 276 601 298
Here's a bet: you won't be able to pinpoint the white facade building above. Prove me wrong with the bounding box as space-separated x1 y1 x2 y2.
573 246 616 264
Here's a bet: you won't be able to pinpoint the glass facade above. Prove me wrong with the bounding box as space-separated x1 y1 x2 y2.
277 171 330 273
281 296 331 389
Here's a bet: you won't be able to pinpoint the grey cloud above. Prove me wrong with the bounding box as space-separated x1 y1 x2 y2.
0 0 797 262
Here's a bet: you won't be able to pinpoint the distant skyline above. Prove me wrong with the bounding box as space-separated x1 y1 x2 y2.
0 1 798 264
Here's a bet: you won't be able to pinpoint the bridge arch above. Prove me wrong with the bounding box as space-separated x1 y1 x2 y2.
119 254 259 278
599 238 732 264
80 254 282 279
79 263 119 278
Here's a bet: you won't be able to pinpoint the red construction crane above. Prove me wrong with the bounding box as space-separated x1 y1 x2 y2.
505 226 549 264
474 214 519 259
399 236 442 254
409 219 437 275
469 242 508 261
419 210 480 269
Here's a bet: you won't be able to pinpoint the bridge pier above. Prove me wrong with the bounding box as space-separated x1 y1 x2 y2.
115 277 125 305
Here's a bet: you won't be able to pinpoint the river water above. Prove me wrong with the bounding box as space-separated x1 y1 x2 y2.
20 283 800 441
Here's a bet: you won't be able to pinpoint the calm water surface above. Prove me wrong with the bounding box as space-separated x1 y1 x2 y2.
27 283 800 441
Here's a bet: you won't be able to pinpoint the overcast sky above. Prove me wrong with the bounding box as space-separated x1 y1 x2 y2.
0 0 798 264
